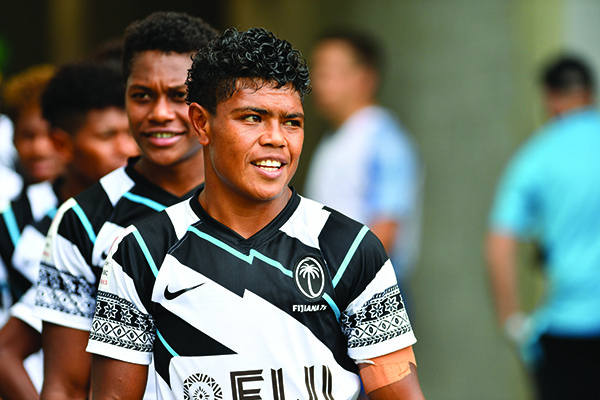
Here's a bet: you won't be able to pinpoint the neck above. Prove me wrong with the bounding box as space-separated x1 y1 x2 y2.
58 174 92 202
198 186 291 239
134 154 205 197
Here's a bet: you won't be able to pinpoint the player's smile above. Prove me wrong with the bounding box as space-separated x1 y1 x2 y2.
252 157 287 178
142 130 185 146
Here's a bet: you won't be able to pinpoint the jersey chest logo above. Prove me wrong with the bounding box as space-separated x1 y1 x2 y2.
293 256 326 301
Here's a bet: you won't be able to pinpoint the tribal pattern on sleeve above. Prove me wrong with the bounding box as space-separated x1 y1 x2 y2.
341 285 412 348
89 290 155 353
36 262 96 318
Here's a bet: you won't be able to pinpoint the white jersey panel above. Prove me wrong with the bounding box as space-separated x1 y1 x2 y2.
11 286 42 332
100 167 134 205
12 224 46 284
280 196 330 249
26 182 58 222
164 200 199 240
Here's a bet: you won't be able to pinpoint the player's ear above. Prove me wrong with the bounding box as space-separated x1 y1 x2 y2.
50 126 75 164
188 103 210 146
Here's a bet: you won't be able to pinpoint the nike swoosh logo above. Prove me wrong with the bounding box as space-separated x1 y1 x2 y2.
164 283 205 300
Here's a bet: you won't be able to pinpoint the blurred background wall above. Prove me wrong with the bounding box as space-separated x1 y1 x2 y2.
2 1 600 398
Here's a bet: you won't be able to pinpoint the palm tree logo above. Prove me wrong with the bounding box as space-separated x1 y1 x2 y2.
294 256 325 300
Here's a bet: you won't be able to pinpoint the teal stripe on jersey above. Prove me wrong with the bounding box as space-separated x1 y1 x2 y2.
3 205 20 246
332 225 369 288
188 226 293 277
323 293 340 320
123 192 167 212
72 203 97 244
48 207 57 219
132 229 159 277
157 329 179 357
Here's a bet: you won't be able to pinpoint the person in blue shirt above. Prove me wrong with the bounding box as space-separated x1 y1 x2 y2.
486 55 600 400
305 30 423 296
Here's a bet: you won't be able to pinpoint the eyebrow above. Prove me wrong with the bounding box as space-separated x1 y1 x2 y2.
234 106 304 120
127 84 187 91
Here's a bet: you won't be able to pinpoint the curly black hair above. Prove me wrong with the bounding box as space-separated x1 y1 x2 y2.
186 27 311 114
41 61 124 134
122 11 218 79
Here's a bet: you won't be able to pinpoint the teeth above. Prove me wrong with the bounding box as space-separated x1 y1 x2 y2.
255 160 282 169
150 132 175 138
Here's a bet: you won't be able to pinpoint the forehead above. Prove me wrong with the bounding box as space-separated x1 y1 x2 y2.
127 50 193 87
220 80 303 111
14 107 46 132
78 107 128 130
313 39 359 65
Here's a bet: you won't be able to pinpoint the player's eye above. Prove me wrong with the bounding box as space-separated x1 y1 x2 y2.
284 120 302 127
130 92 151 101
171 91 187 102
243 115 261 123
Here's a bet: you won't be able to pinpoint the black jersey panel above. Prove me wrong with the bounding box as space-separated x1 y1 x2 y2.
111 230 159 317
8 262 32 300
319 211 388 309
9 215 55 299
153 303 237 389
317 207 385 307
74 183 115 232
128 211 180 313
154 303 237 357
0 194 34 268
56 207 96 268
33 214 53 234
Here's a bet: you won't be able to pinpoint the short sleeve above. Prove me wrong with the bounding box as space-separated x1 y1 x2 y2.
35 198 98 330
86 226 155 366
336 228 416 360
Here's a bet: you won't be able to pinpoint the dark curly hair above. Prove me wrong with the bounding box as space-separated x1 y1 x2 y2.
186 27 311 114
41 61 124 135
122 11 218 79
541 55 595 93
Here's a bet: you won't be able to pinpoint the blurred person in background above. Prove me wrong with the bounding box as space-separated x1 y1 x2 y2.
0 69 20 202
486 55 600 400
3 65 66 189
33 11 217 400
0 65 65 324
0 60 138 400
0 112 20 203
305 30 423 304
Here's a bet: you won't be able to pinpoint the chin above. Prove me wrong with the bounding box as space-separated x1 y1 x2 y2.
258 187 289 202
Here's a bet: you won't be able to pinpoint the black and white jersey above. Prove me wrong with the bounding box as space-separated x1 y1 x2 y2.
7 213 57 392
34 158 200 332
0 181 59 311
87 189 416 400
